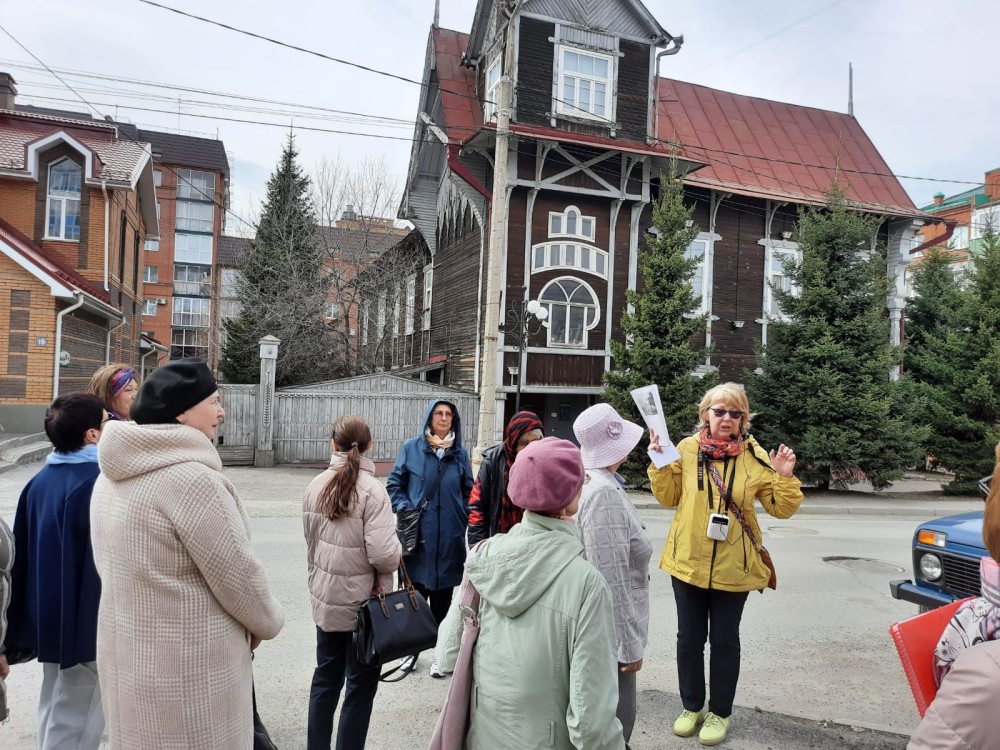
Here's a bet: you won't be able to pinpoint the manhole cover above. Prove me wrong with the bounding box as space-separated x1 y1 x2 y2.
768 525 818 535
822 556 905 574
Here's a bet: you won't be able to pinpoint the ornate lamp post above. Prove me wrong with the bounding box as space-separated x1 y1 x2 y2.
502 291 548 413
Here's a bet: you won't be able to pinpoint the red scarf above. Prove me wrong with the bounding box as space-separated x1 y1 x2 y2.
698 426 744 460
498 411 545 533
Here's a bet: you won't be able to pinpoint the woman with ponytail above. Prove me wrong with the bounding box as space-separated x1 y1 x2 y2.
302 415 402 750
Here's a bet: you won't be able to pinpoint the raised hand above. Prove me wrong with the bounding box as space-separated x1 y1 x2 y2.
769 445 796 478
649 428 662 453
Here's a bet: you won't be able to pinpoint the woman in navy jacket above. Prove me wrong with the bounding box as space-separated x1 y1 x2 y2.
386 399 473 677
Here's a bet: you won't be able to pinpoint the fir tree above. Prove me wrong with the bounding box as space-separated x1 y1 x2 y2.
907 220 1000 492
603 165 716 484
747 189 924 490
220 135 334 386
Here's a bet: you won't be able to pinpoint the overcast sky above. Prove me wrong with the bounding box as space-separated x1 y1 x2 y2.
3 0 997 233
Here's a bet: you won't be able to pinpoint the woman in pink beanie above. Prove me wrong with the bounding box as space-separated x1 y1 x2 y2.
434 437 626 749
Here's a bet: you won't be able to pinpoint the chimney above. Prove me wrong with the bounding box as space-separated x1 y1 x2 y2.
0 72 17 110
985 169 1000 201
933 192 945 206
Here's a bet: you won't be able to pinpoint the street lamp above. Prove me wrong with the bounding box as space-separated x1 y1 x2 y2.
503 292 548 413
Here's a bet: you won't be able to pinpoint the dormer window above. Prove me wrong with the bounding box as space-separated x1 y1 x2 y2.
484 57 502 121
556 47 613 121
46 158 82 241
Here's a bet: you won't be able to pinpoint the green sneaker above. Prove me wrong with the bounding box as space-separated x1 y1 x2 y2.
672 709 705 737
698 712 730 746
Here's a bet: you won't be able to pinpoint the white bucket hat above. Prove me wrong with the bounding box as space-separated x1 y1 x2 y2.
572 403 644 470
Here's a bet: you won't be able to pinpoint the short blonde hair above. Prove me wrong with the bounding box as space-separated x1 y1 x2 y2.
698 382 753 434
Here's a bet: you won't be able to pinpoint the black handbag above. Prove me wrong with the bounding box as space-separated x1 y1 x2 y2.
396 465 445 556
353 559 438 682
252 682 277 750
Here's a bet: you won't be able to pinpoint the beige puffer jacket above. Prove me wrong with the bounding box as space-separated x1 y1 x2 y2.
303 453 402 632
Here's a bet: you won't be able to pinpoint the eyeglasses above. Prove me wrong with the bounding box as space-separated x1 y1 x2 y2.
432 410 453 418
710 408 744 419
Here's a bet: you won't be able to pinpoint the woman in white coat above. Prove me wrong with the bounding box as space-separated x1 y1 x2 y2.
91 358 284 750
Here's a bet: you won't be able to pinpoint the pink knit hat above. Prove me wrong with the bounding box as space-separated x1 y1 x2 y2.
507 437 585 513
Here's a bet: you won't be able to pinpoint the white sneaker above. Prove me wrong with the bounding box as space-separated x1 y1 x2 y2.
429 660 445 678
398 654 418 673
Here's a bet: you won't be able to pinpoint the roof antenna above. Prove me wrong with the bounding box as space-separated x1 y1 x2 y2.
848 62 854 117
433 0 440 27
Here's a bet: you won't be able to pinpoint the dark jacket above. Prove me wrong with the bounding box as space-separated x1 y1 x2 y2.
386 400 474 590
467 410 544 545
5 451 102 668
467 443 504 546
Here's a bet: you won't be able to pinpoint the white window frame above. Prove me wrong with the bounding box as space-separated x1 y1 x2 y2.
171 297 211 328
176 168 215 201
361 300 370 345
760 239 802 322
45 158 82 241
376 292 386 337
422 265 433 331
153 169 162 187
142 266 158 283
170 328 209 359
548 206 595 241
175 200 214 233
683 233 718 317
531 241 608 279
538 276 601 349
554 45 614 122
483 56 501 121
393 284 400 338
142 299 158 317
405 274 416 335
174 233 213 264
220 268 240 299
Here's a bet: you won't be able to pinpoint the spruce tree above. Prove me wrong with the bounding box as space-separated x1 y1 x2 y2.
747 190 923 490
603 165 716 484
900 248 985 493
220 135 334 386
908 219 1000 492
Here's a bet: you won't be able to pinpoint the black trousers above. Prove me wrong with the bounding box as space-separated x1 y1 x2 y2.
307 628 380 750
671 576 750 718
412 582 454 626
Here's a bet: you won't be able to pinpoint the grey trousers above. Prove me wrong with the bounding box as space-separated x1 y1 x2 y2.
38 661 104 750
618 667 637 742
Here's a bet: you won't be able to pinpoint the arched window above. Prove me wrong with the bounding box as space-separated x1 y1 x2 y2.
539 276 600 347
549 205 595 241
46 158 82 241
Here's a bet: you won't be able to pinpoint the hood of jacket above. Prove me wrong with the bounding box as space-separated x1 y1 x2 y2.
467 511 584 618
421 398 464 448
97 420 221 481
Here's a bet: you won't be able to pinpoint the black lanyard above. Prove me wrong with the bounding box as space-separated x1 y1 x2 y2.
699 453 739 511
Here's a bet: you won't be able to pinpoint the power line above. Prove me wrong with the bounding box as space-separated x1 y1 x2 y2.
0 24 256 232
135 0 490 106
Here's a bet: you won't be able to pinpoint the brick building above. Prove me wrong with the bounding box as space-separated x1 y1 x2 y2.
136 130 230 370
0 73 157 429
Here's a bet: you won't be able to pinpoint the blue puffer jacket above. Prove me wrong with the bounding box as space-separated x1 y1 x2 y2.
387 399 473 590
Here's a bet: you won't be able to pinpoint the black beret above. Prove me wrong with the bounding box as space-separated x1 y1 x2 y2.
131 358 218 425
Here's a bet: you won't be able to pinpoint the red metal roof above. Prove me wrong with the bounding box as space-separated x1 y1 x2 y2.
656 78 920 217
431 26 923 218
0 216 112 304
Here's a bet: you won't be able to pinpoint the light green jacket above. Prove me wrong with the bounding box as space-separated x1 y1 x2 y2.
435 511 625 750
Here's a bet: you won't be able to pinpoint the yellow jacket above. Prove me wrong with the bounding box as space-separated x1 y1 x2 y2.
647 434 803 592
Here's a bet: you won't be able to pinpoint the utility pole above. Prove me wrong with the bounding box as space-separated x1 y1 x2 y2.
474 0 522 468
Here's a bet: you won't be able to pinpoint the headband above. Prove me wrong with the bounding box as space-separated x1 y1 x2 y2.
111 368 137 396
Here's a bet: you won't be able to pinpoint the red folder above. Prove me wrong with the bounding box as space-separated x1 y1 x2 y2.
889 597 974 717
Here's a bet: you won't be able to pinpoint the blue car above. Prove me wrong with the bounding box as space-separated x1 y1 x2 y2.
890 476 990 610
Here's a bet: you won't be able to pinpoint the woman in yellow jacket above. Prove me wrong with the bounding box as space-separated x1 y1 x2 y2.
649 382 803 746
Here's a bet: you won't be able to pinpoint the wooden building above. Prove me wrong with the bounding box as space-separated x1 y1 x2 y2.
378 0 935 442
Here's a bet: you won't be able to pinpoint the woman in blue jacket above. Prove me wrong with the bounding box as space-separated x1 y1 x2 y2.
386 399 473 678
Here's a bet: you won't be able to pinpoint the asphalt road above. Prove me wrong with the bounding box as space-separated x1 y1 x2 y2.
0 463 981 749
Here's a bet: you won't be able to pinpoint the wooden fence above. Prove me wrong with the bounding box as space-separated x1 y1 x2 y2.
218 378 479 465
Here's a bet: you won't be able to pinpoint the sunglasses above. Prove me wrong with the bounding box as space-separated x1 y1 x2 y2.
432 410 453 418
710 408 744 419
